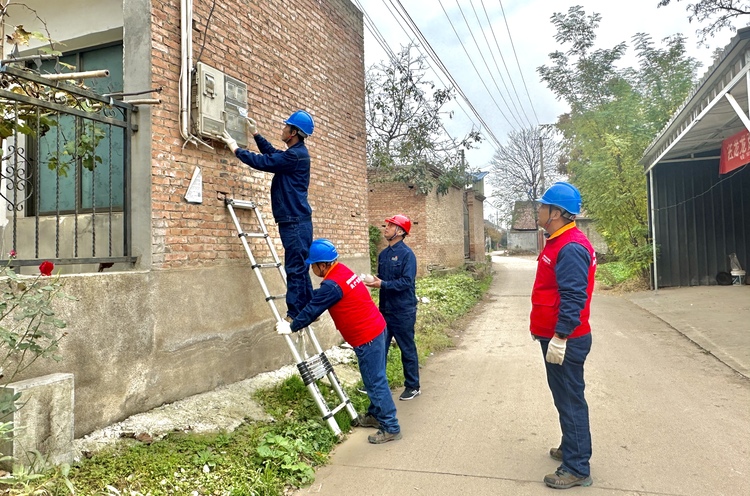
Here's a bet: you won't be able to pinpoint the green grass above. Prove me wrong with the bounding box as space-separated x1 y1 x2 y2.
9 269 492 496
596 261 635 286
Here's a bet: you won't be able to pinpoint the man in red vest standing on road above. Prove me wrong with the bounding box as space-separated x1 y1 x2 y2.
530 182 596 489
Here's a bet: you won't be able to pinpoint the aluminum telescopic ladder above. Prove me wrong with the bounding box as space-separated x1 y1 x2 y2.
224 197 358 436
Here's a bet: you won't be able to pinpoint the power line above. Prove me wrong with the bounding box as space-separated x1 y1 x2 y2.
452 0 529 129
655 164 748 212
474 0 535 127
354 0 467 149
392 0 505 149
377 0 473 149
385 0 504 149
497 0 540 125
436 0 519 132
377 0 484 141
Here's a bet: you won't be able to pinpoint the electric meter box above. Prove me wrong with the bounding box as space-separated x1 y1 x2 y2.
192 62 248 147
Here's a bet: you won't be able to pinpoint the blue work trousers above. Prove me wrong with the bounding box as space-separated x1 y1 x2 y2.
383 310 420 391
539 333 592 478
278 220 313 319
358 329 400 434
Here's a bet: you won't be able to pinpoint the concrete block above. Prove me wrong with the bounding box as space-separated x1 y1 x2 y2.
0 373 74 470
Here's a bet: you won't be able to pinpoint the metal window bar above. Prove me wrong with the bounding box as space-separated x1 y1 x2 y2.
0 65 137 269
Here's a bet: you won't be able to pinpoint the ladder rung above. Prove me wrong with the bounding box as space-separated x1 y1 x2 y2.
266 294 286 301
330 401 349 416
253 263 282 269
239 232 268 239
226 198 257 209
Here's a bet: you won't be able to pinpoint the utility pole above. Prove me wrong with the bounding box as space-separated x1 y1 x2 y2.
539 136 545 197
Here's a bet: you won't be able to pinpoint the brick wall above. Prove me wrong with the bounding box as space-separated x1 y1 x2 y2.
150 0 367 268
465 189 486 262
367 171 465 276
425 184 464 270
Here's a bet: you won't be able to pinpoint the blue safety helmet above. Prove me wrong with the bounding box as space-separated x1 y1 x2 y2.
284 110 314 138
305 238 338 264
538 181 582 215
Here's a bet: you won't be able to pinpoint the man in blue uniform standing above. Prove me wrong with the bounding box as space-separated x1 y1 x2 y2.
530 182 596 489
221 111 314 321
365 214 420 401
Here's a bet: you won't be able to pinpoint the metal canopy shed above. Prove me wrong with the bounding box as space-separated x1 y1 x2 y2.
641 27 750 288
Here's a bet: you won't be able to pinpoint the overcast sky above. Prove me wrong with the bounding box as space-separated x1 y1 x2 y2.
355 0 741 215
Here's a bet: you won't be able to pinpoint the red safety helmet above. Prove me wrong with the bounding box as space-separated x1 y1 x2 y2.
385 214 411 235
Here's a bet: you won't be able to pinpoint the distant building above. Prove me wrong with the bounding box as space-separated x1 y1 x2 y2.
464 171 488 262
507 200 608 256
507 201 540 254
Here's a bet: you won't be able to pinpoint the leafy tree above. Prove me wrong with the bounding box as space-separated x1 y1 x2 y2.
658 0 750 44
366 44 481 194
538 6 699 274
488 126 564 227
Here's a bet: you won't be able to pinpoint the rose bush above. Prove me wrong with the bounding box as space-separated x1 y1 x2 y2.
0 255 74 426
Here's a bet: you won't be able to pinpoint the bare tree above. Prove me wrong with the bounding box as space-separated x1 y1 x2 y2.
488 126 564 227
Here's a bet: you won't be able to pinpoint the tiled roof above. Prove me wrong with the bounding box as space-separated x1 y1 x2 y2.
511 200 537 230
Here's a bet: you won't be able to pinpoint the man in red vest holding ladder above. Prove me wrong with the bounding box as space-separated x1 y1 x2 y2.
275 239 402 444
530 182 596 489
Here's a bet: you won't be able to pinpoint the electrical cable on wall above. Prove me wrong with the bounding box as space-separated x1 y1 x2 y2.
195 0 218 64
654 163 748 211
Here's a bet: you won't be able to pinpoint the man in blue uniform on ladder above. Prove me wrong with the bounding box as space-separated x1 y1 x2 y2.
221 110 315 321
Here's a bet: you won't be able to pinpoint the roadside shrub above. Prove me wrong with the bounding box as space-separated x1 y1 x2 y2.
0 257 75 484
596 261 634 286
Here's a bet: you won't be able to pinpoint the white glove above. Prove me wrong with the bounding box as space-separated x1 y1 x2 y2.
360 273 375 284
275 320 292 335
246 117 258 135
545 336 567 365
221 130 239 152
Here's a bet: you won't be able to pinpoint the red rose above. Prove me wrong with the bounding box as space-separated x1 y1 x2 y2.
8 250 16 258
39 261 54 276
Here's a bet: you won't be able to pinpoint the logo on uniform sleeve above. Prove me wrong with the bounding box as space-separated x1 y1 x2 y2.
541 254 552 265
346 274 360 289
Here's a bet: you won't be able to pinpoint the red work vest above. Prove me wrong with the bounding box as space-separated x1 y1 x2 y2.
325 263 386 347
530 226 596 339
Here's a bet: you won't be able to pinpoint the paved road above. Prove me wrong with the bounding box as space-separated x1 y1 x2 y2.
299 255 750 495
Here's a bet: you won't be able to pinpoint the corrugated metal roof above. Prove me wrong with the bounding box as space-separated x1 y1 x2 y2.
642 27 750 171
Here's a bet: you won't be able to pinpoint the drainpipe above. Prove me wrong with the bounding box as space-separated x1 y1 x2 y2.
180 0 193 143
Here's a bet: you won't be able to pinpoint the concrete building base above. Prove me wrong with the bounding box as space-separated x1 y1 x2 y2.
0 373 74 470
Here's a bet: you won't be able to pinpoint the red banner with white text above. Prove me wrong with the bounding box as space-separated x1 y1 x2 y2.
720 129 750 174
